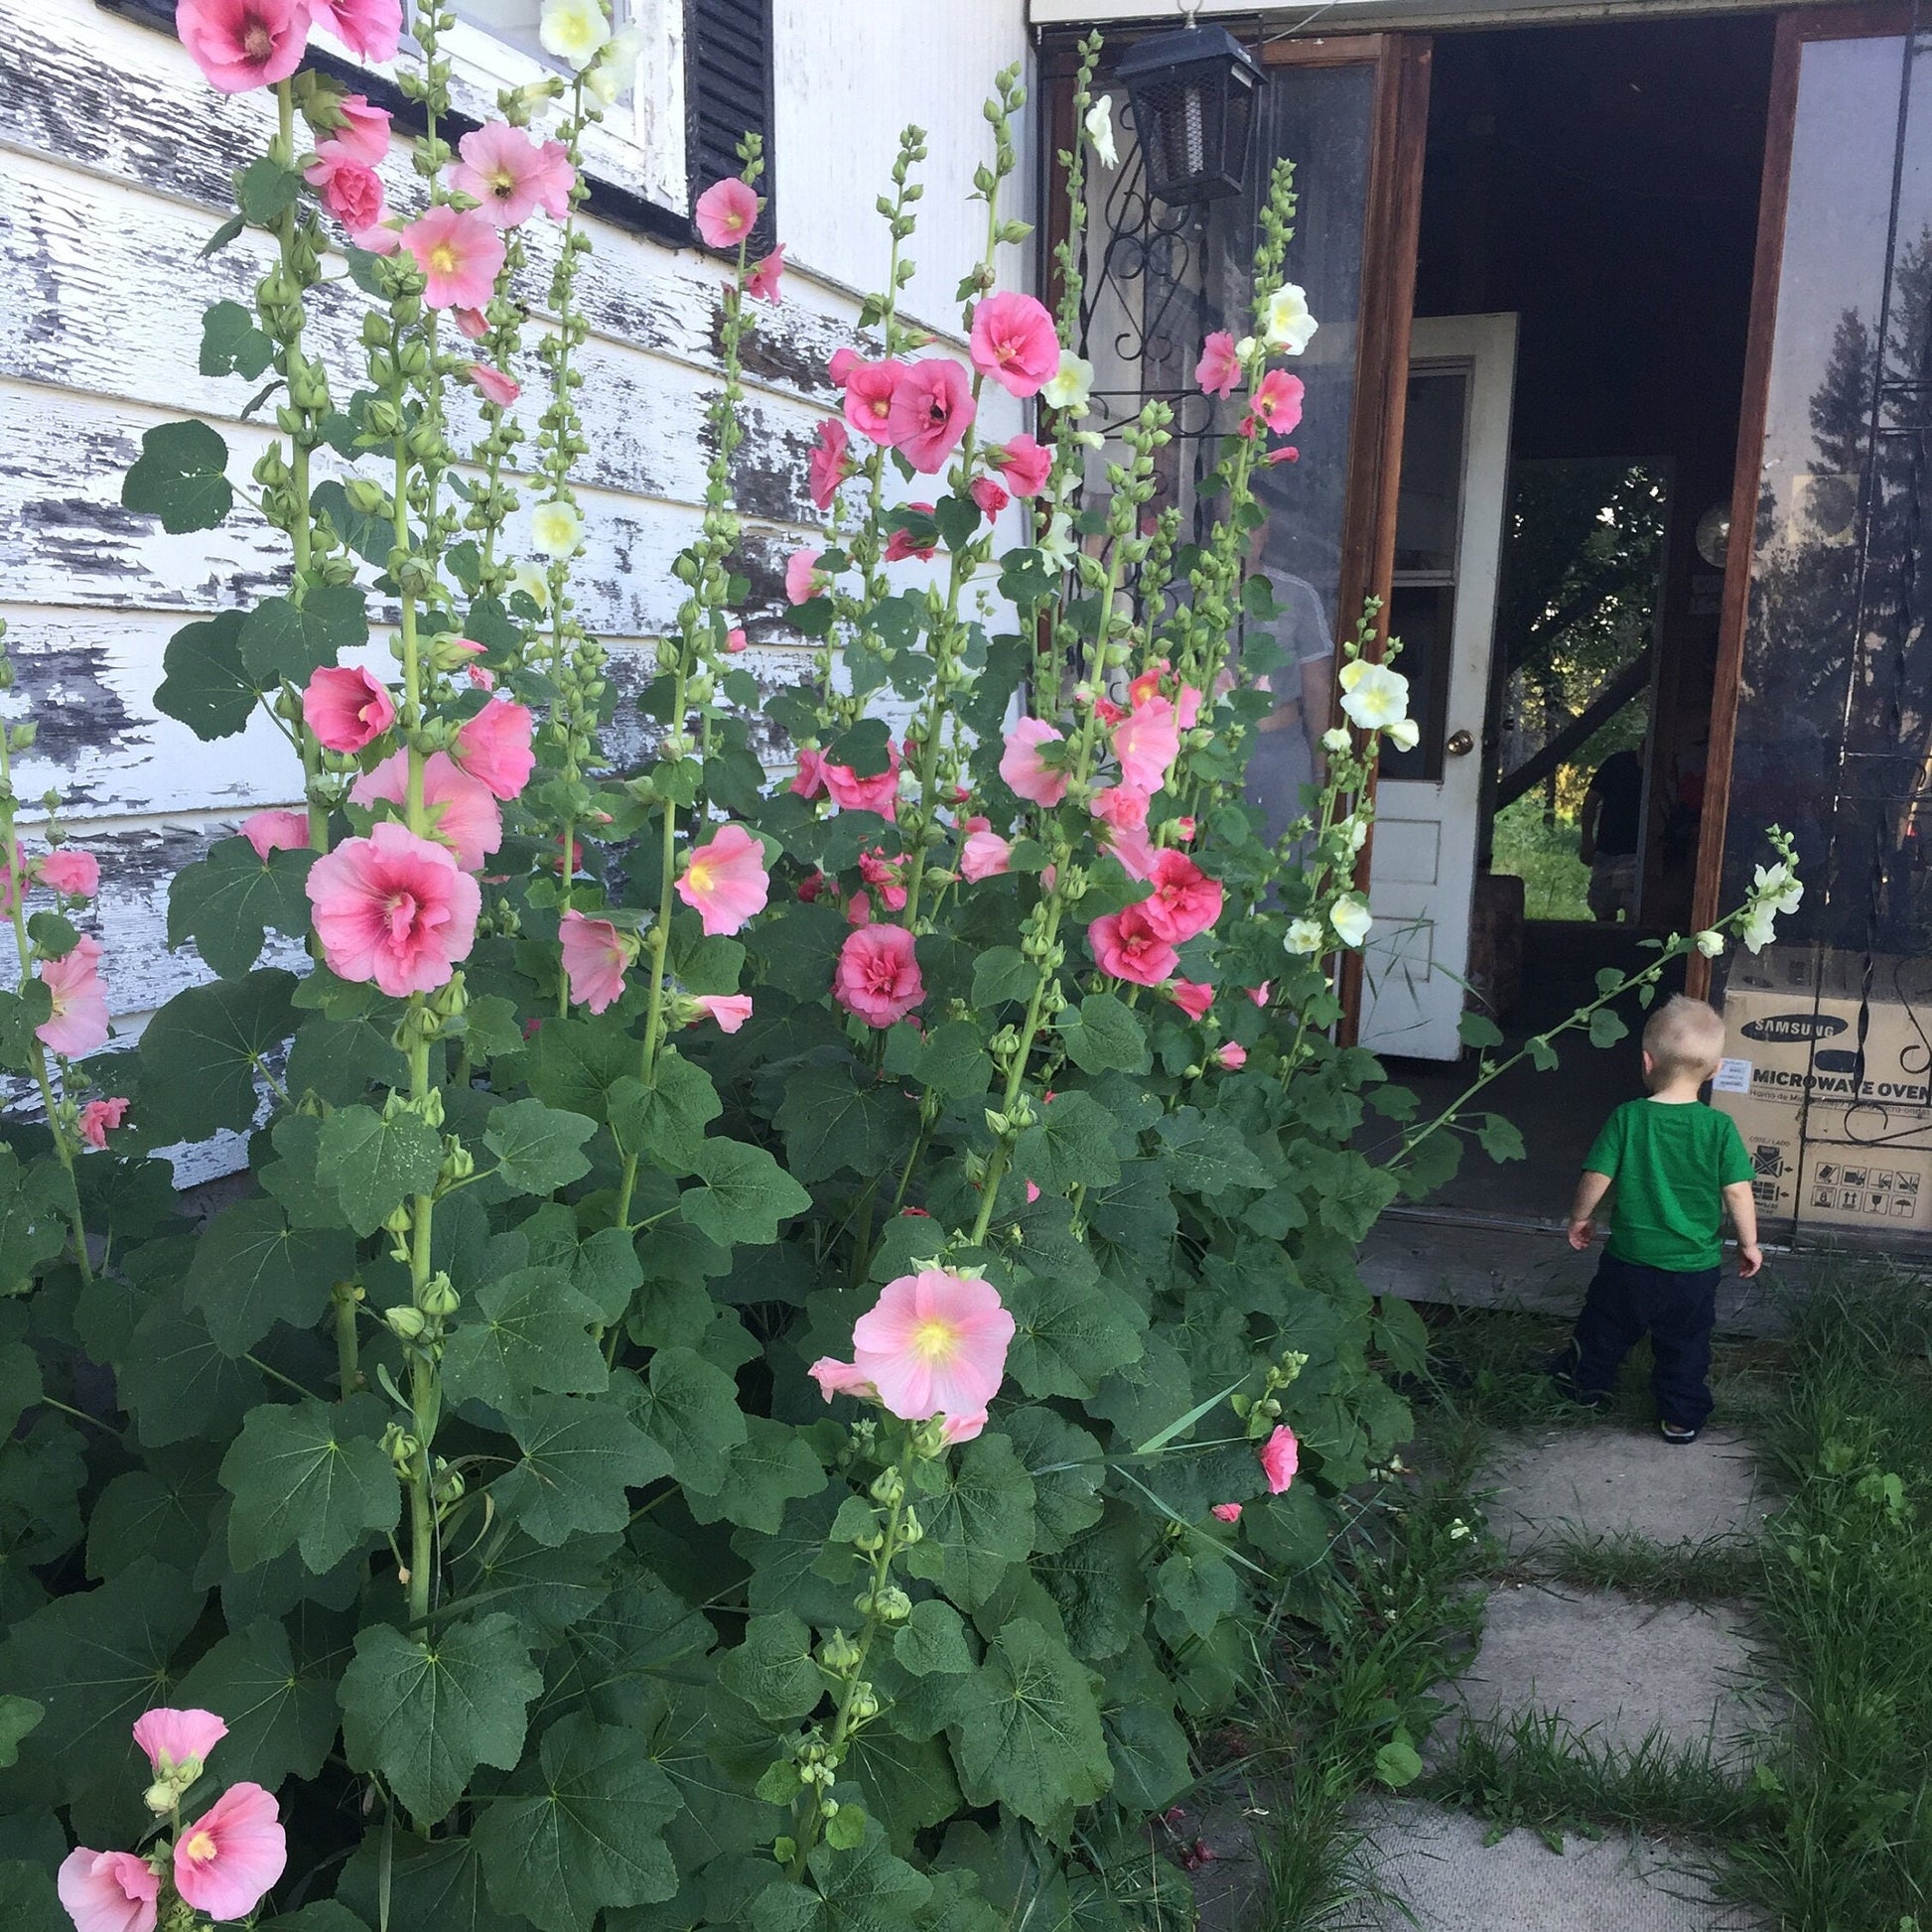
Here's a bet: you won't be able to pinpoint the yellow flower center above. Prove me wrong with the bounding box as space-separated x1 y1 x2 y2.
487 166 517 197
429 242 460 276
686 855 716 895
184 1831 218 1865
910 1319 960 1362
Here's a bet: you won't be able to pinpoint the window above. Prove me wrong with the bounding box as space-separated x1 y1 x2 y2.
684 0 775 248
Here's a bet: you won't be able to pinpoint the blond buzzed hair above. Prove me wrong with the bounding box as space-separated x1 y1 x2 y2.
1643 995 1727 1083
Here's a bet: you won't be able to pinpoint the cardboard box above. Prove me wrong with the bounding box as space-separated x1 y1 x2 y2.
1726 1111 1932 1234
1713 985 1932 1122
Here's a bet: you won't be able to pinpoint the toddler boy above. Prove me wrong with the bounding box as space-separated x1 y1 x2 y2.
1555 995 1762 1444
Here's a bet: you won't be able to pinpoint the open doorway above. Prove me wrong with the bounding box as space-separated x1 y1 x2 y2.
1365 11 1776 1215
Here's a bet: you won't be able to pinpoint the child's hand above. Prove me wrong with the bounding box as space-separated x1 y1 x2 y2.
1567 1217 1595 1251
1738 1242 1763 1279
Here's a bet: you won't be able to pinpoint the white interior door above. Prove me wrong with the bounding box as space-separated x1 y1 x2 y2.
1358 313 1518 1061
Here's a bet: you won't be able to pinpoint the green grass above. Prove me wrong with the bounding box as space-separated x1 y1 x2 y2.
1490 794 1591 922
1522 1525 1765 1603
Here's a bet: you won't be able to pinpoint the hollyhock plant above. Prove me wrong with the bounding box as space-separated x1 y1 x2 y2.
822 743 900 817
969 291 1061 398
133 1707 227 1777
858 847 908 910
1216 1041 1248 1070
970 477 1010 517
1100 817 1159 883
1088 904 1178 987
1252 369 1306 435
790 748 828 799
402 206 506 311
77 1096 131 1150
784 548 823 605
450 121 575 227
989 432 1051 497
1336 657 1411 732
842 359 904 445
883 506 938 563
809 418 855 510
37 936 109 1058
56 1848 158 1932
530 499 583 560
747 245 786 303
306 821 481 996
36 848 99 897
676 824 771 936
331 93 392 165
694 177 760 250
1172 978 1215 1023
1091 782 1149 831
959 819 1012 882
302 664 394 753
1263 282 1318 353
1000 717 1068 807
1113 696 1181 795
834 922 923 1028
808 1356 876 1403
304 146 386 241
539 0 609 67
888 358 976 473
309 0 399 60
175 0 312 92
451 699 536 800
815 1269 1016 1432
1211 1502 1243 1524
351 752 501 873
559 910 632 1014
468 362 520 408
1196 330 1243 398
173 1782 285 1921
1140 850 1224 944
1260 1424 1301 1494
239 808 310 860
693 994 754 1033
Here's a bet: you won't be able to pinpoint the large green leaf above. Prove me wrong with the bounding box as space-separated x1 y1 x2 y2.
136 970 297 1144
317 1104 445 1237
716 1610 823 1722
628 1345 748 1496
1000 1269 1144 1400
1011 1091 1121 1195
482 1097 597 1195
477 1715 679 1932
168 837 316 980
530 1018 635 1124
0 1697 42 1769
751 1830 932 1932
183 1196 350 1355
951 1617 1112 1839
238 585 367 685
773 1063 918 1184
338 1834 522 1932
1054 994 1151 1075
442 1267 609 1411
220 1394 399 1575
119 1293 267 1449
154 610 256 741
339 1613 542 1827
682 1414 826 1534
900 1432 1035 1611
172 1614 338 1791
608 1054 721 1175
495 1390 669 1545
0 1861 64 1932
0 1148 69 1295
121 417 232 532
677 1139 811 1248
999 1407 1106 1553
200 299 274 379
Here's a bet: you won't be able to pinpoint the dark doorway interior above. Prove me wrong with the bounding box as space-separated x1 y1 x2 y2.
1371 13 1775 1218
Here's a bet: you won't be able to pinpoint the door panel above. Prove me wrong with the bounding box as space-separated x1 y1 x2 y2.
1359 313 1518 1061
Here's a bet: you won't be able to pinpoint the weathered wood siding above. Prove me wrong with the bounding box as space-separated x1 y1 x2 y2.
0 0 1031 1043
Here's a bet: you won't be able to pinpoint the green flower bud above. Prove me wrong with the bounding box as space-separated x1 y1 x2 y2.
386 1305 427 1341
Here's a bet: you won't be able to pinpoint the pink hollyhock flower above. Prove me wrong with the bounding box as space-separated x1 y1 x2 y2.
1196 330 1243 398
36 848 100 897
726 626 748 653
1211 1502 1243 1524
676 823 769 936
57 1848 159 1932
455 307 489 342
1174 813 1198 840
1177 684 1204 729
1260 1424 1300 1495
808 1356 877 1403
971 477 1010 517
133 1708 227 1776
558 909 630 1014
844 889 873 928
351 752 501 873
842 359 905 446
694 178 759 249
403 206 506 312
1127 660 1170 708
1088 904 1177 987
306 821 481 996
1025 1178 1041 1203
888 358 976 474
174 1781 286 1922
828 346 863 384
302 664 395 754
1266 444 1301 466
1093 696 1127 727
938 1408 990 1446
37 937 109 1058
77 1096 131 1150
303 145 386 240
468 664 496 690
310 0 398 59
1248 982 1273 1007
834 922 923 1028
796 871 829 902
790 748 828 799
969 291 1061 398
1000 717 1067 807
1253 369 1306 434
960 823 1012 882
1091 783 1150 831
809 418 854 510
851 1269 1015 1427
451 699 535 801
858 847 908 911
823 742 900 818
239 808 310 860
1141 849 1224 944
468 361 519 408
176 0 311 92
883 505 937 563
1216 1041 1248 1070
451 123 554 228
1101 818 1159 883
332 93 392 166
694 993 753 1033
1171 978 1214 1023
747 245 785 303
784 547 822 606
989 432 1051 497
1113 696 1181 795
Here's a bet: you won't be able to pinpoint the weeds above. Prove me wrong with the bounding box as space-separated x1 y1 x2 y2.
1522 1525 1765 1602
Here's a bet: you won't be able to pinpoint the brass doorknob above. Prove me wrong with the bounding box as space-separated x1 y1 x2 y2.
1445 729 1475 757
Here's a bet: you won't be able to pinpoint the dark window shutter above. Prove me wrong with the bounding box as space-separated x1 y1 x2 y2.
686 0 776 249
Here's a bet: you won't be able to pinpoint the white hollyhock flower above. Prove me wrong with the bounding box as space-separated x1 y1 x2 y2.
540 0 611 70
1262 283 1318 354
1741 903 1778 954
530 499 584 560
1330 894 1373 948
1752 860 1804 915
586 25 643 103
1036 512 1076 570
1042 351 1095 416
1345 816 1369 855
1695 929 1725 958
1321 727 1350 755
1336 658 1411 733
1084 98 1119 170
511 561 551 611
1285 916 1324 955
1385 717 1420 753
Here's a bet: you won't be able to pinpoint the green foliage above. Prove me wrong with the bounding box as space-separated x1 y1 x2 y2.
120 418 232 533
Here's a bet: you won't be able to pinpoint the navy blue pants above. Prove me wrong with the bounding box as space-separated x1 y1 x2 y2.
1570 1252 1719 1429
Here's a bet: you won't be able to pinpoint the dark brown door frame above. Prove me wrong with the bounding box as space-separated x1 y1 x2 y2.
1690 2 1921 998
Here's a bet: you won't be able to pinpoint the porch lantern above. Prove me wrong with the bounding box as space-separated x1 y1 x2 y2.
1116 22 1264 206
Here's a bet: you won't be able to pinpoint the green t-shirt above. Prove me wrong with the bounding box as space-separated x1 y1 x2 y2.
1584 1097 1755 1272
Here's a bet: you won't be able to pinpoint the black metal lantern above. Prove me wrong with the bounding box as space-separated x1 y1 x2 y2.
1115 23 1264 206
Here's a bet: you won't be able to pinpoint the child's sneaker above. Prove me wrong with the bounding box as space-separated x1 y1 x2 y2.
1546 1344 1608 1413
1659 1420 1700 1446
